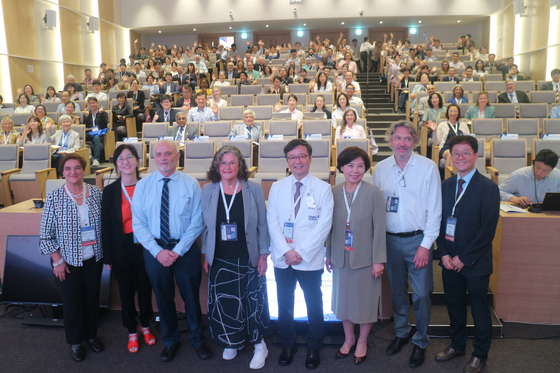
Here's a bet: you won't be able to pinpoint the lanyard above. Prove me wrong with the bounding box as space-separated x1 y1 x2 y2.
448 121 458 134
60 131 71 148
65 184 89 227
451 180 468 217
343 181 362 226
219 179 240 223
456 98 463 104
121 182 134 208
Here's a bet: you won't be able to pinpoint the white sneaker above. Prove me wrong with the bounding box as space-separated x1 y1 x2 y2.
222 348 238 360
92 159 100 167
249 340 268 369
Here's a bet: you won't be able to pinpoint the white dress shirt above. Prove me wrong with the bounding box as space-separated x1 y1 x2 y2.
280 108 303 128
267 174 334 271
371 152 442 250
187 106 219 132
85 92 108 101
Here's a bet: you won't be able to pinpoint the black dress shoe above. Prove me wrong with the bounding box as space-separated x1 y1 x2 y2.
409 345 425 368
160 343 180 362
70 345 85 362
279 347 298 366
86 338 104 353
194 343 212 360
305 349 320 370
386 337 409 356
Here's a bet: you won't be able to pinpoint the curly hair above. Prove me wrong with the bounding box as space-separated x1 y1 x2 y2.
207 145 249 183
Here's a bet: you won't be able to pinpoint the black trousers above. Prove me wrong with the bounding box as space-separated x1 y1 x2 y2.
143 242 204 348
113 233 154 333
442 268 492 362
360 51 369 73
274 266 324 350
57 257 103 345
51 153 65 176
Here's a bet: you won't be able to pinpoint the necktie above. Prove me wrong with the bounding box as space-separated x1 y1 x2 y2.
509 93 517 105
176 127 183 142
246 126 252 139
160 178 171 246
164 112 169 122
456 179 465 201
294 181 303 218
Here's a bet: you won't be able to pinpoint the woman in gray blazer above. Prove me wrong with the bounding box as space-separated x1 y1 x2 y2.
326 147 387 365
200 145 270 369
49 114 81 177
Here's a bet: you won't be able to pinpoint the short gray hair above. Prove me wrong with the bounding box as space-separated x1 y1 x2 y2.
243 109 255 118
59 114 72 124
505 79 515 86
385 120 419 146
154 139 179 154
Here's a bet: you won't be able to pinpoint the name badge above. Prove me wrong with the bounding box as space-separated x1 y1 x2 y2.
283 222 294 243
344 229 354 251
82 226 97 246
445 217 457 242
92 126 99 131
220 222 238 241
386 196 399 212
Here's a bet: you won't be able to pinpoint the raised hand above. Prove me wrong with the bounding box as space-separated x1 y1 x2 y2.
212 104 219 114
274 102 281 112
135 39 138 44
153 112 159 122
99 106 104 113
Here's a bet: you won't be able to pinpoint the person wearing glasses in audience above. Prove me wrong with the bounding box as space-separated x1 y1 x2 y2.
84 97 108 167
127 78 146 131
326 146 386 365
39 154 104 362
112 93 133 140
14 93 35 113
167 112 196 167
267 139 334 370
187 92 220 133
498 80 530 105
211 71 231 88
1 117 18 144
34 104 56 129
434 104 470 169
274 94 303 129
102 144 156 354
153 94 179 125
371 121 442 369
131 140 211 363
57 91 81 114
541 69 560 94
64 101 82 125
435 135 500 373
200 146 270 369
498 149 560 207
49 114 81 177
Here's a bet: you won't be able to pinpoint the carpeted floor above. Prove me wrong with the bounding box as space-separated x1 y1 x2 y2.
0 304 559 373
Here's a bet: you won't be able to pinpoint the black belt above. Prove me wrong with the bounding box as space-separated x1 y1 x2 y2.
155 238 179 249
387 230 423 238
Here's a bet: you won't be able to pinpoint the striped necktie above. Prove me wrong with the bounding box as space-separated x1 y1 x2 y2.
160 178 171 246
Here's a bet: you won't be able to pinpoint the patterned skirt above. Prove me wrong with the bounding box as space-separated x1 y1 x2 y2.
207 257 269 348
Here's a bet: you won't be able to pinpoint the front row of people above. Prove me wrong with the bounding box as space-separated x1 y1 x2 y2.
40 122 553 372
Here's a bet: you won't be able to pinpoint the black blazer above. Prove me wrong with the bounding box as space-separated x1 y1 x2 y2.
174 95 196 108
84 111 109 130
498 90 530 104
101 177 138 272
127 90 145 111
155 108 179 123
436 170 500 276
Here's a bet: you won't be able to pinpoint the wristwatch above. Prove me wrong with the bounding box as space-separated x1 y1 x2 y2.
53 258 65 267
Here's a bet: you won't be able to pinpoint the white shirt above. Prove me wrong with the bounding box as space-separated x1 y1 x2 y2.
208 98 227 108
349 96 364 105
331 107 360 128
280 108 303 128
371 152 442 250
267 174 334 271
85 92 108 101
14 105 35 114
313 81 333 92
335 124 366 140
341 81 361 92
449 61 465 69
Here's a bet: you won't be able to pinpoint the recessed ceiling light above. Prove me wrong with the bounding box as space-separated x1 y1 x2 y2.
380 21 383 24
266 25 269 27
303 23 306 26
341 22 345 25
229 26 232 29
158 31 161 33
193 28 196 31
457 20 461 23
418 20 422 23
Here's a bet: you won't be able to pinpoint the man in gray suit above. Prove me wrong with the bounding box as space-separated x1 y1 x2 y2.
166 112 198 167
541 69 560 93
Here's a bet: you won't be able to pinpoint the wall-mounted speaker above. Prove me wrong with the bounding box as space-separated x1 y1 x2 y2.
513 0 526 15
43 10 56 28
88 17 99 32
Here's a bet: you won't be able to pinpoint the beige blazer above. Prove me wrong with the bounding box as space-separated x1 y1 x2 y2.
49 129 81 151
326 181 387 269
201 179 269 267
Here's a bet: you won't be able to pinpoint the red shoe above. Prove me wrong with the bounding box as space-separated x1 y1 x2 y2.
142 328 156 346
128 333 139 353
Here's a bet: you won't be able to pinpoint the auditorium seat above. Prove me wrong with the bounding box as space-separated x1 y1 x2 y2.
9 144 56 204
0 144 20 206
488 138 527 184
268 120 298 139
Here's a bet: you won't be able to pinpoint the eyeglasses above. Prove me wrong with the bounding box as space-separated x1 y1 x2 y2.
451 151 474 158
117 155 135 163
287 155 308 162
398 171 406 188
220 161 237 167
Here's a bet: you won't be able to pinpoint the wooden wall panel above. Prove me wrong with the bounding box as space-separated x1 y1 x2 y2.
59 0 80 12
60 8 84 65
369 28 408 45
8 58 41 100
502 6 515 58
482 18 490 50
64 64 87 85
530 0 550 51
98 0 114 23
100 21 116 66
2 0 38 58
529 50 547 82
130 30 141 55
254 32 290 49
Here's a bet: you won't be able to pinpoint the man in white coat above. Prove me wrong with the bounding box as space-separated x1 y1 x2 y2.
267 139 334 370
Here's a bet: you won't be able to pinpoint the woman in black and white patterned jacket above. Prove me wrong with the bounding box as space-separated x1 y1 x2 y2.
39 153 104 363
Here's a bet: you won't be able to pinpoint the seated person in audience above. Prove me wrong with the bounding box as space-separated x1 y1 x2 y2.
34 104 55 128
422 92 446 131
448 52 465 69
505 64 524 81
103 76 122 91
335 108 366 140
262 65 274 79
268 76 287 102
336 52 358 73
434 104 470 169
478 46 489 61
484 54 502 74
117 63 131 81
286 64 297 81
499 149 560 206
41 86 61 102
416 45 427 60
498 80 530 105
170 62 180 78
271 66 293 85
442 67 461 83
473 60 488 81
112 93 133 140
396 67 413 113
274 93 303 128
64 102 82 125
541 69 560 92
127 78 146 129
187 92 219 133
236 72 251 93
208 87 227 108
410 73 431 112
246 61 260 82
98 63 108 79
498 57 515 77
66 75 84 92
346 84 363 106
66 83 84 101
332 92 360 128
465 91 495 120
83 68 94 85
1 117 18 144
550 105 560 118
225 62 239 80
229 109 263 142
461 66 480 82
14 93 36 113
196 78 212 96
243 51 256 66
155 68 166 84
417 84 436 121
306 94 332 119
161 57 172 72
133 62 146 78
312 71 333 93
235 59 246 75
153 94 178 124
439 60 450 75
128 54 137 69
57 91 80 114
424 48 437 62
254 56 267 73
302 57 315 71
285 49 301 68
174 66 189 87
211 71 231 87
159 72 181 95
414 65 438 83
167 112 197 156
17 115 48 144
17 85 41 103
185 63 199 89
85 80 108 101
84 97 108 167
341 71 361 95
142 74 160 104
294 68 311 85
175 84 195 110
448 85 468 104
49 114 81 177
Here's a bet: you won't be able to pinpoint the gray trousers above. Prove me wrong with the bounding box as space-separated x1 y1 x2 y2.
385 233 433 349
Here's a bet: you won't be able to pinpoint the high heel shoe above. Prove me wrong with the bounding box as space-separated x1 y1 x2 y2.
353 344 368 365
334 343 355 359
142 327 156 346
128 333 139 353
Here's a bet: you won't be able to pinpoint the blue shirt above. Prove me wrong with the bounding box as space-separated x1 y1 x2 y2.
143 84 159 98
455 168 477 199
187 107 219 132
551 106 560 119
57 102 80 114
132 170 203 258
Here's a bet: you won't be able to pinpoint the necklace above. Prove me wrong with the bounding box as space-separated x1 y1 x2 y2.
67 185 86 199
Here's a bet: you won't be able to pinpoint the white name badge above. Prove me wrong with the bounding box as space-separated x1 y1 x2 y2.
304 134 322 140
542 134 560 140
267 135 284 141
92 126 99 131
123 137 139 143
500 134 518 140
445 217 457 242
229 135 247 141
194 136 209 142
158 136 173 141
82 226 97 246
283 222 294 243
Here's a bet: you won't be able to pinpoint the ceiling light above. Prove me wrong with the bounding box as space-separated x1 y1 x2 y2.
380 21 383 24
341 22 345 25
193 28 196 31
457 20 461 23
241 32 247 39
229 26 232 29
303 23 306 26
158 30 161 33
355 29 362 35
297 30 304 37
266 25 269 27
410 27 417 34
418 20 422 23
